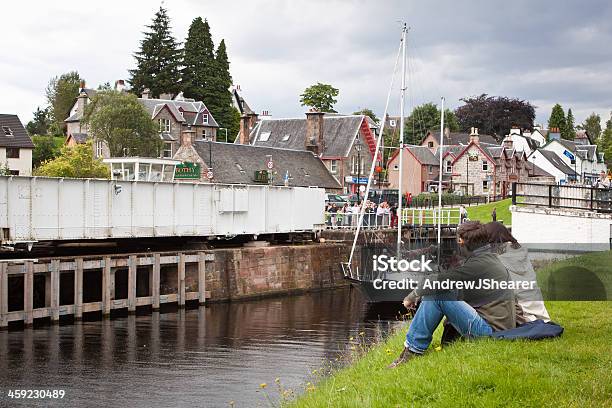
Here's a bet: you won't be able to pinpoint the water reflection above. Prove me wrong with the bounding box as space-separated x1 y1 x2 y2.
0 287 401 407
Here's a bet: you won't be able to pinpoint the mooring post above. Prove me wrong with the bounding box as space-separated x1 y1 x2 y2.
0 263 8 329
152 253 160 311
50 259 60 323
74 258 83 320
178 253 185 308
102 257 112 317
198 252 206 305
128 255 136 314
24 261 34 326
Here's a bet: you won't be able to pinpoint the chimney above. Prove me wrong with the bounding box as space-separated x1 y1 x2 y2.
469 127 479 144
247 112 259 131
180 126 196 148
142 88 151 99
79 80 86 92
510 126 521 135
549 127 561 140
114 79 126 92
305 108 325 155
77 91 88 116
239 114 251 145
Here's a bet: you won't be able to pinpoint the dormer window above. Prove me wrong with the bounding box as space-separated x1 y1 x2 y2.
159 119 171 133
282 134 290 142
202 114 209 124
2 126 13 136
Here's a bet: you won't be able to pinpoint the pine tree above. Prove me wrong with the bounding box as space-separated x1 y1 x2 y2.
564 108 575 140
547 104 566 139
209 39 239 142
129 7 182 98
182 17 215 102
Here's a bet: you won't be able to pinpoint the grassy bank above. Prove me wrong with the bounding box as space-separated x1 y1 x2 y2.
466 198 513 224
292 252 612 407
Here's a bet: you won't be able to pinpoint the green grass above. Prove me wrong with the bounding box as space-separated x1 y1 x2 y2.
467 198 513 224
291 252 612 408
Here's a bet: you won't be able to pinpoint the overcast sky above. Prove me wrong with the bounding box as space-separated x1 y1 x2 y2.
2 0 611 128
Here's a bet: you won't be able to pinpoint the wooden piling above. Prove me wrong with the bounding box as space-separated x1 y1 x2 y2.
178 253 185 308
74 258 83 320
50 260 60 323
102 257 112 317
0 263 8 329
128 255 136 313
152 253 160 310
24 261 34 326
198 252 206 305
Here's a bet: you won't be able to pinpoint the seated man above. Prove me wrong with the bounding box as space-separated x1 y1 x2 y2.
389 221 515 368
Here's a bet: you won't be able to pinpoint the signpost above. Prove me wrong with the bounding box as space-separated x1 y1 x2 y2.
206 168 214 180
175 162 201 179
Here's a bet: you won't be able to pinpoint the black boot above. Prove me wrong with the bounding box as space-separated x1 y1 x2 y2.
388 347 419 368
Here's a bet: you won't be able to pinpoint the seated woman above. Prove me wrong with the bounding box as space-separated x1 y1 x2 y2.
389 221 515 368
485 222 550 324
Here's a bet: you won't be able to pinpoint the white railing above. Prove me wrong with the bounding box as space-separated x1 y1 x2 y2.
324 207 461 230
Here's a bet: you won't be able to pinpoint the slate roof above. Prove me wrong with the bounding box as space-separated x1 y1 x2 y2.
70 133 90 143
408 146 439 165
249 115 365 157
527 161 554 178
140 98 219 128
538 149 577 176
192 141 341 189
423 131 498 145
233 89 254 115
436 145 463 160
0 114 34 148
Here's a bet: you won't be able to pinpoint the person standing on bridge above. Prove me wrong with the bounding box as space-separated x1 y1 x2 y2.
491 207 497 222
459 205 468 224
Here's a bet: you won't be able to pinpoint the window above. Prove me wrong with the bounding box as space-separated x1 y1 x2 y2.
159 118 171 133
281 134 290 142
259 132 271 142
202 114 209 124
9 170 19 175
428 165 433 174
445 160 452 173
6 148 19 158
482 160 488 171
235 163 245 173
95 141 104 158
162 142 173 158
351 155 364 174
330 160 338 174
2 126 13 136
428 141 434 148
482 180 489 192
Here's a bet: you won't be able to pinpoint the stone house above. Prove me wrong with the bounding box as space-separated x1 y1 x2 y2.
173 128 341 191
240 111 380 194
65 80 219 158
0 114 34 176
386 146 440 195
421 127 498 152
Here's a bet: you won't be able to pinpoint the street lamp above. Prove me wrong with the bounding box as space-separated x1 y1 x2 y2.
355 138 362 200
219 127 229 143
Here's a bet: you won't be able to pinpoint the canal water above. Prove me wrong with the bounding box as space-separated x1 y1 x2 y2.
0 287 402 407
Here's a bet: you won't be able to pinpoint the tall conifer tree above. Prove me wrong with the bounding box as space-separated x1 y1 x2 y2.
210 39 240 141
182 17 215 102
548 104 566 139
129 7 182 98
565 108 575 140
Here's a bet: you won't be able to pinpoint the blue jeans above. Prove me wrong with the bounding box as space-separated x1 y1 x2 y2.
405 295 493 354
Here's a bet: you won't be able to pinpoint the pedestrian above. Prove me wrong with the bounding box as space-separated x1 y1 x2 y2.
390 203 398 228
593 170 610 189
459 205 467 224
329 203 338 227
492 207 497 222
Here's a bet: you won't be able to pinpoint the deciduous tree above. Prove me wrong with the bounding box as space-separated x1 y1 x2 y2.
32 135 63 168
26 107 52 136
353 108 379 123
83 91 162 157
34 141 109 179
404 102 459 145
455 94 535 139
300 83 339 113
580 113 602 141
45 71 82 134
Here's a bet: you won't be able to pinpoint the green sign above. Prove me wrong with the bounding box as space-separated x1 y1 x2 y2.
175 162 201 179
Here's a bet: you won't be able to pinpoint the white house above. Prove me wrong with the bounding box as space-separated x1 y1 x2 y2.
540 136 606 184
528 148 577 183
0 114 34 176
502 127 541 155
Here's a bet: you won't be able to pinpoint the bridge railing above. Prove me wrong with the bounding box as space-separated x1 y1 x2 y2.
512 182 612 213
324 208 461 230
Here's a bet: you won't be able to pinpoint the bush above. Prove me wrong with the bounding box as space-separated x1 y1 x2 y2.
35 140 109 179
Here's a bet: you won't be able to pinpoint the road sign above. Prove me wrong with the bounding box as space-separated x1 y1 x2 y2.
267 160 274 169
563 149 575 161
206 168 214 180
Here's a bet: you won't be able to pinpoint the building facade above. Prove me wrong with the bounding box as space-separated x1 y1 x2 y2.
0 114 34 176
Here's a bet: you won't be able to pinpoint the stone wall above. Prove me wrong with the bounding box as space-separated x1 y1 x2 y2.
205 243 351 301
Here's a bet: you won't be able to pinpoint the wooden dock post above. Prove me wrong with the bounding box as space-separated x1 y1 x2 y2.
24 261 34 326
102 257 112 317
198 252 206 305
0 263 8 329
128 255 136 313
74 258 83 320
50 260 60 323
178 253 185 308
152 253 160 311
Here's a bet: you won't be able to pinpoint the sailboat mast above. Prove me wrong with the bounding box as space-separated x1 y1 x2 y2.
437 97 445 252
397 24 407 254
